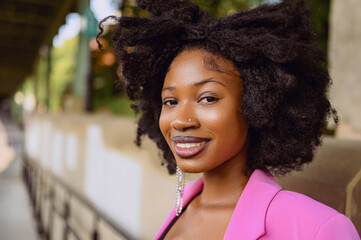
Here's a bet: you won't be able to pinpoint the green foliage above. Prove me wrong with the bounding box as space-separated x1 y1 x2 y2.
90 25 124 114
49 36 78 111
36 57 47 104
304 0 330 57
194 0 262 17
120 0 149 17
22 76 35 95
94 95 135 116
120 0 263 18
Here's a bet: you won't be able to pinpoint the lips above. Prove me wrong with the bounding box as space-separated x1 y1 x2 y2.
172 136 209 158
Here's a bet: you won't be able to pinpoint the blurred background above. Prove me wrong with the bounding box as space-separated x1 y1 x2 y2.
0 0 360 239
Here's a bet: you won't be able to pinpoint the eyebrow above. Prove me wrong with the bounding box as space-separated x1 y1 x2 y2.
193 78 225 87
162 78 225 92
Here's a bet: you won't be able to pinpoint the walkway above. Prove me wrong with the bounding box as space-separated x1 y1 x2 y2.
0 113 39 240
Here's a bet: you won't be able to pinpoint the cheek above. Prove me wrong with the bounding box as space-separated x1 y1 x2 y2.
198 101 243 133
198 102 247 148
159 109 171 138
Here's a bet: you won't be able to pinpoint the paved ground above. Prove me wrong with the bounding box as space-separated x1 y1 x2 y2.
0 114 39 240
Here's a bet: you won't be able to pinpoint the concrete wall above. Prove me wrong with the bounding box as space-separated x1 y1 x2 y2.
329 0 361 139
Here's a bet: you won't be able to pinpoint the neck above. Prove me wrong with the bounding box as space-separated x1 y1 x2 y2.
199 148 251 207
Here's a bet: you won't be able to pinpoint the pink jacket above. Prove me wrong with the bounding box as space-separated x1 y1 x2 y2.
155 170 360 240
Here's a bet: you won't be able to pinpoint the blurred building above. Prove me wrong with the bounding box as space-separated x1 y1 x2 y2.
329 0 361 140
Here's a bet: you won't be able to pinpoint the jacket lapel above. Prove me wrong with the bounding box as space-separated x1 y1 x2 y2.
224 170 282 240
155 170 281 240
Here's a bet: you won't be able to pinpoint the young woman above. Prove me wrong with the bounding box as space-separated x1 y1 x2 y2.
98 0 360 239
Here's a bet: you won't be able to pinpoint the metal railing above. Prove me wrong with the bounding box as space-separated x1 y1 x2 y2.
22 156 135 240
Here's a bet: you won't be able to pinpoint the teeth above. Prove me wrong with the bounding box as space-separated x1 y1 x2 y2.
176 141 206 149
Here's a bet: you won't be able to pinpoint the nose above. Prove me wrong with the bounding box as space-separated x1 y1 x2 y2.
170 104 200 131
171 119 200 131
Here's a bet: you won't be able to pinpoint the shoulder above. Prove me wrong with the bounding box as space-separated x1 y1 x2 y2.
264 190 360 239
270 190 338 221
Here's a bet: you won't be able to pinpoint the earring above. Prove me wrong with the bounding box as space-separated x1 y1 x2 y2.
175 165 185 216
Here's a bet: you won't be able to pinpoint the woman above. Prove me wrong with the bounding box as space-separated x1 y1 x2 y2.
98 0 360 239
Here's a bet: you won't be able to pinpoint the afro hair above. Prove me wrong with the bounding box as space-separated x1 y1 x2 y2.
97 0 337 175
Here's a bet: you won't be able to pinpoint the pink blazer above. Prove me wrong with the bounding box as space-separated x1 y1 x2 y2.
155 170 360 240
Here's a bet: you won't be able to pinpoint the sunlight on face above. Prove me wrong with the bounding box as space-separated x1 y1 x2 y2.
159 49 249 174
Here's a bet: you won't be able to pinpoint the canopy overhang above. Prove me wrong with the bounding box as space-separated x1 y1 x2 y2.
0 0 77 97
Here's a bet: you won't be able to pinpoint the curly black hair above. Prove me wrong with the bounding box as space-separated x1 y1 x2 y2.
97 0 337 175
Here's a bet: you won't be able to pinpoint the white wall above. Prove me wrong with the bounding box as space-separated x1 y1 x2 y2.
24 114 200 239
329 0 361 139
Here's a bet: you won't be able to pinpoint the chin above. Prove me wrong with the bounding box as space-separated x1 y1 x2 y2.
176 158 212 174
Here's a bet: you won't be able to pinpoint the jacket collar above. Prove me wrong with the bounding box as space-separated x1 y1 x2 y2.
224 169 282 239
155 170 282 240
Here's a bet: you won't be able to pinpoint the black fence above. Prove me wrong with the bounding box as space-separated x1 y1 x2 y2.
22 156 135 240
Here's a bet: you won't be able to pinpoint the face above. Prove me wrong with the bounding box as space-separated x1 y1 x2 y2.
159 49 249 173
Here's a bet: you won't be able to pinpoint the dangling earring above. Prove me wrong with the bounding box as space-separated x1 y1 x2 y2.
175 165 185 216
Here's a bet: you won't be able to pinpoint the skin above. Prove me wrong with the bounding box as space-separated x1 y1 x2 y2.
159 49 251 239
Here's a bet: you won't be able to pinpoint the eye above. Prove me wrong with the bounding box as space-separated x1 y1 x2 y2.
163 98 178 106
198 96 220 104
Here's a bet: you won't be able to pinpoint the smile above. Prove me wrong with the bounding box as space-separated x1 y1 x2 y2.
172 136 209 158
176 141 206 149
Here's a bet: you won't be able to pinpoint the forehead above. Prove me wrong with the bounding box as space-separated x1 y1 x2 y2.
168 49 240 77
163 49 243 92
